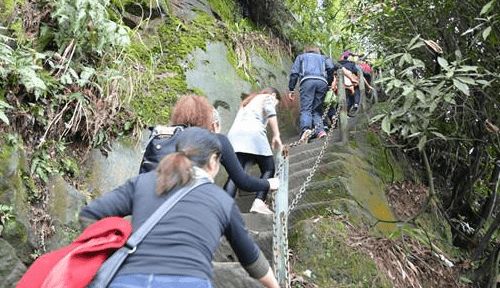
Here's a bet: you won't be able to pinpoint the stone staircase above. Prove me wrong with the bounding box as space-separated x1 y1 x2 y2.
211 119 358 287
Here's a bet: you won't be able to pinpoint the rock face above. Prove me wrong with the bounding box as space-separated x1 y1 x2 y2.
0 239 27 288
0 0 395 287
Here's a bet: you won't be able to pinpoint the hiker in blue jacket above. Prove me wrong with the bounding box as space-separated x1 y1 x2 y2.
288 46 335 143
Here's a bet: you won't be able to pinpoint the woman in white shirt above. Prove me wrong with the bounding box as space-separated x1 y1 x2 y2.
224 87 283 214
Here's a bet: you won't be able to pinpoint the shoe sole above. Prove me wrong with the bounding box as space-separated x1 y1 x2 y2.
250 209 273 215
299 130 313 145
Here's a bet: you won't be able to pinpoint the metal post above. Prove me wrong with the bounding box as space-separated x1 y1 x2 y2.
337 69 348 143
273 150 289 287
358 70 366 112
371 70 378 104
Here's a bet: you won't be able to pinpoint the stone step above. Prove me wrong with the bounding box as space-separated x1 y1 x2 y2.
289 143 351 172
242 212 274 232
212 262 263 287
288 158 350 190
214 229 273 262
288 176 350 207
211 122 359 288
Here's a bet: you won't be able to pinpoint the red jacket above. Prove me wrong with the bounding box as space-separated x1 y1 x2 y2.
16 217 132 288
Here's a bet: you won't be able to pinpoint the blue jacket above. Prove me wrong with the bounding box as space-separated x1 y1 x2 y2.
288 52 335 90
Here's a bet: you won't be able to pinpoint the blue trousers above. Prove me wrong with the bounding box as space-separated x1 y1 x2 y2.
298 79 328 137
346 87 360 112
109 274 213 288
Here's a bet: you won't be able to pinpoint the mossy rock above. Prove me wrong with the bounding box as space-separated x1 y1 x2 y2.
1 220 36 265
290 216 392 287
0 239 26 288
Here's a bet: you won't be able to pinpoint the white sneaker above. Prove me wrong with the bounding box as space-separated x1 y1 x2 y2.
299 129 313 144
250 199 273 215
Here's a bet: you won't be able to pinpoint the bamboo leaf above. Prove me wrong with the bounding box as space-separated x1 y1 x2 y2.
453 79 470 96
437 57 449 71
382 116 391 134
456 77 476 85
370 114 386 123
480 0 494 15
0 111 9 125
418 135 427 151
412 58 425 68
416 90 425 102
483 26 492 40
409 41 425 51
407 34 420 50
431 131 447 140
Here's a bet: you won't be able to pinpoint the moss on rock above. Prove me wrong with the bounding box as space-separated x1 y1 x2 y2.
291 217 392 287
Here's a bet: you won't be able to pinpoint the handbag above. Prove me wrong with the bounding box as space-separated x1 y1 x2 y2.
87 177 211 288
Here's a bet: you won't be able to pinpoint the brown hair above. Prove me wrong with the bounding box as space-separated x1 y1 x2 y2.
170 95 213 130
156 127 221 195
241 87 281 108
304 45 320 53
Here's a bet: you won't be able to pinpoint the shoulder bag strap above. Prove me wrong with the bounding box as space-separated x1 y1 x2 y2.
125 177 211 251
86 177 211 288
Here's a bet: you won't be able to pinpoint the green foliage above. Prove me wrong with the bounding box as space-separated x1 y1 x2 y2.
51 0 130 58
0 0 18 18
121 15 218 125
0 204 15 226
371 37 483 152
205 0 240 24
0 98 13 125
29 140 79 185
285 0 348 56
22 172 42 204
0 33 51 99
0 204 16 236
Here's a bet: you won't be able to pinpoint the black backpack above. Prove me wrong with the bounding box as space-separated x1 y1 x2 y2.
139 125 184 174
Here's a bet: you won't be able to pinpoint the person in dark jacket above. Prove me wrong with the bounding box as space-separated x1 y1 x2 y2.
338 50 362 116
288 46 335 143
79 127 280 288
139 95 279 196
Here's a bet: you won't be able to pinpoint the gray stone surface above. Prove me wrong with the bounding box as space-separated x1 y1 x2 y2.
185 42 293 135
186 41 253 135
89 140 143 196
212 262 263 288
0 239 26 288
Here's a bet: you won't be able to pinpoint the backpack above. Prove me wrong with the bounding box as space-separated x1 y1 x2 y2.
139 125 184 174
341 67 359 94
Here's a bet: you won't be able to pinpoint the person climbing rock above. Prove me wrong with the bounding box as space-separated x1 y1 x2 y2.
338 50 362 117
225 87 282 215
287 46 335 143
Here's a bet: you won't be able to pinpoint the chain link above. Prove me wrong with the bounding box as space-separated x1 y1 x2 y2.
271 189 279 276
271 94 339 287
288 104 339 212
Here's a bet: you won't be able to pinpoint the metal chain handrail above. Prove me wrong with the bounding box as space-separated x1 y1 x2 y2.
271 94 339 288
288 102 339 212
273 95 336 179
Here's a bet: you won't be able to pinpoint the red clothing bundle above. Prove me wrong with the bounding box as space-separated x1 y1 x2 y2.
16 217 132 288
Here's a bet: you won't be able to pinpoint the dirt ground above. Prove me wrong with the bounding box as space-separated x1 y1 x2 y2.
343 180 473 288
290 179 473 287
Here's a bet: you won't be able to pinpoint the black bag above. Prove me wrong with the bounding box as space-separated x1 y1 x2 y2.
139 126 184 174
